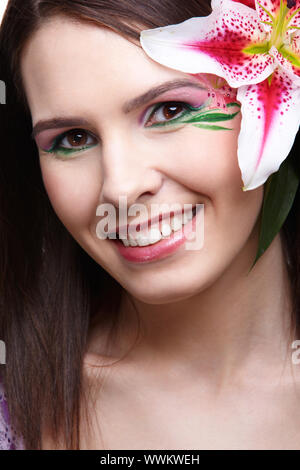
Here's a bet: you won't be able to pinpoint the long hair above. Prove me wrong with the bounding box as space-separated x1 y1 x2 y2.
0 0 298 450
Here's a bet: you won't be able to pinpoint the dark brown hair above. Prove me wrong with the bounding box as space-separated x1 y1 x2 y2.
0 0 299 450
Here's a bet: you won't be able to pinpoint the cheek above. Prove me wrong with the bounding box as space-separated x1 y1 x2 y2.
39 156 102 231
161 119 263 243
161 116 242 197
195 129 241 192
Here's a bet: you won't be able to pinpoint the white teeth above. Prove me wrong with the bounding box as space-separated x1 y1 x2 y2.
128 233 138 246
119 208 195 247
136 227 163 246
148 228 163 244
183 210 193 224
183 213 189 225
121 237 130 247
136 235 150 247
161 223 172 237
171 215 183 232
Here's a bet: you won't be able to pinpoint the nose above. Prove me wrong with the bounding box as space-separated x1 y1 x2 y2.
99 131 163 209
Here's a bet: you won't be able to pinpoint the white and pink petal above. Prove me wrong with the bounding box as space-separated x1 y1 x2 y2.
255 1 300 34
255 0 281 22
212 0 256 9
140 1 275 88
237 69 300 190
233 0 256 8
288 31 300 80
253 0 281 34
269 42 300 85
286 1 300 32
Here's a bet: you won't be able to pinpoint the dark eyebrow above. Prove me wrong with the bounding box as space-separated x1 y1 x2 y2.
122 78 206 114
31 78 206 138
31 117 94 139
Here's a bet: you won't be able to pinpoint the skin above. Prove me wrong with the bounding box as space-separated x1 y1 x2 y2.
20 15 300 450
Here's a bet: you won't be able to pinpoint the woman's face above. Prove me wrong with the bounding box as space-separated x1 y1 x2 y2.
21 15 263 304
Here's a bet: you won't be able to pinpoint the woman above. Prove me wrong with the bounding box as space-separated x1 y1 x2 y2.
0 0 299 450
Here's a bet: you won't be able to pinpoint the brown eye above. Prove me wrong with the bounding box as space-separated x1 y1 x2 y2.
162 103 184 120
55 129 97 151
146 102 187 126
66 130 88 147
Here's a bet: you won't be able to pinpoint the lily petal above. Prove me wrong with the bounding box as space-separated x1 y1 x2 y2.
140 1 275 88
212 0 256 8
211 0 223 9
285 0 300 32
254 0 281 34
270 42 300 84
255 0 281 22
232 0 256 8
237 69 300 190
255 0 300 33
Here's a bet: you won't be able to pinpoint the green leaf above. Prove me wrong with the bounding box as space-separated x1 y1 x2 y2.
286 7 300 27
249 155 300 272
227 102 241 108
267 74 273 86
279 46 300 67
243 43 270 54
183 111 239 123
192 124 232 130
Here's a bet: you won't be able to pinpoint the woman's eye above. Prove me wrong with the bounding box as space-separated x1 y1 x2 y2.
47 129 98 156
145 102 191 127
59 130 95 149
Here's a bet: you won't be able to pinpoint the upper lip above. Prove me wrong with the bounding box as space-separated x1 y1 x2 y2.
109 205 196 237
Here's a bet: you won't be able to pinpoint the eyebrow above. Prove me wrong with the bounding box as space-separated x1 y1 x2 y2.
31 78 206 138
122 78 206 113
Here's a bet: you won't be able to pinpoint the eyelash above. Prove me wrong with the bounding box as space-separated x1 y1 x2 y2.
45 130 98 157
145 101 200 127
44 101 201 158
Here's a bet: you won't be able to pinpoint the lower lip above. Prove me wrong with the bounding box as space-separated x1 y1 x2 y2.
112 209 200 263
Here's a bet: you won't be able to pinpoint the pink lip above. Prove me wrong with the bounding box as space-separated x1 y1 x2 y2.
111 209 199 263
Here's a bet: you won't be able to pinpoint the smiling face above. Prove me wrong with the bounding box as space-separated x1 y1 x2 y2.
20 15 264 304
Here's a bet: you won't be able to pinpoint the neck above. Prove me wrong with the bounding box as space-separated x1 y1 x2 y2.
117 229 294 388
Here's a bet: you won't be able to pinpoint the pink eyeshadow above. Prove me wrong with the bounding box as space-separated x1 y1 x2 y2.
34 126 75 151
138 87 211 124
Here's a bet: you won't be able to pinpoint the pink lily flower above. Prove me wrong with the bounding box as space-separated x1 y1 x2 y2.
140 0 300 190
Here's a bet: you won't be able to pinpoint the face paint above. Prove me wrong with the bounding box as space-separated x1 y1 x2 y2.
38 129 99 159
37 75 241 159
144 76 241 130
140 0 300 191
145 100 240 130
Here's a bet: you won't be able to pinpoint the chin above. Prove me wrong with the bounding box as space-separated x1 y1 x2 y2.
121 266 219 305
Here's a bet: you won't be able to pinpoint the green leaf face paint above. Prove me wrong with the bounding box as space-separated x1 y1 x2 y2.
41 91 241 159
146 100 241 130
43 130 98 159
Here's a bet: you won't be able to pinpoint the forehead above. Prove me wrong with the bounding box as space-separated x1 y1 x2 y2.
20 15 189 120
